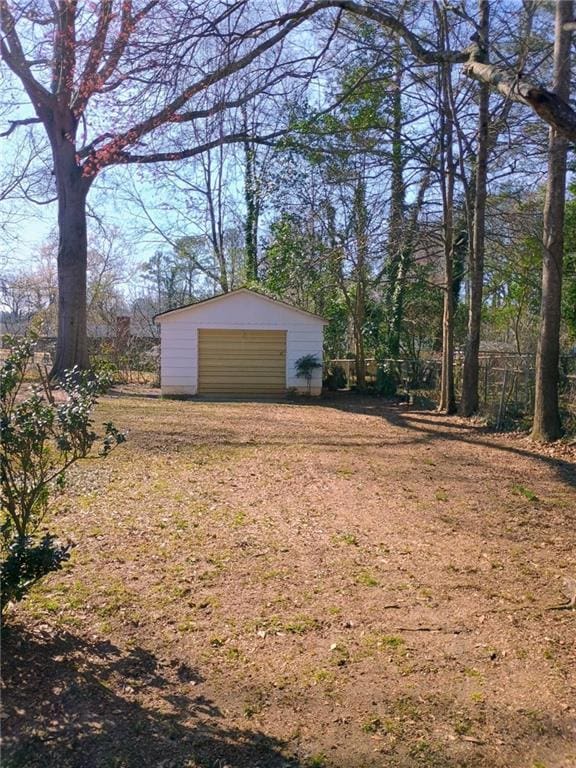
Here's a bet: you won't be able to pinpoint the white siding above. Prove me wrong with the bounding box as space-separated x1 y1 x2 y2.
158 290 325 396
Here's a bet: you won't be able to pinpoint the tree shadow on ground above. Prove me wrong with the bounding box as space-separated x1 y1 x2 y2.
103 389 575 491
314 393 576 492
1 623 299 768
107 387 161 400
106 389 289 403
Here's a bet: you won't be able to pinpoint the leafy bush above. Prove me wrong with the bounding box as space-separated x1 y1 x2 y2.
323 364 347 391
90 357 120 388
375 366 397 397
1 336 125 616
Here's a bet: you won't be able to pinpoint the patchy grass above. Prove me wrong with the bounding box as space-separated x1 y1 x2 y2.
3 392 576 768
332 532 359 546
511 484 540 502
354 570 379 587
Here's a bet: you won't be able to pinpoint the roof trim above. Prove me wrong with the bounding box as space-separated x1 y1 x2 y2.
154 288 329 324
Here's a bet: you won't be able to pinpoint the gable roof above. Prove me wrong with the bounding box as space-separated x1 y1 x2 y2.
154 288 328 324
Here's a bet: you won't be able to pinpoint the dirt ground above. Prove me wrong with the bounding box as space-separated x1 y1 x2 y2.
2 390 576 768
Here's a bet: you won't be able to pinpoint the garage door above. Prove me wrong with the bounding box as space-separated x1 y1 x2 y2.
198 329 287 396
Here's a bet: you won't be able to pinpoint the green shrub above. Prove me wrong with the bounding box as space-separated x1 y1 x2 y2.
1 336 125 616
375 366 397 397
323 364 347 391
90 357 120 388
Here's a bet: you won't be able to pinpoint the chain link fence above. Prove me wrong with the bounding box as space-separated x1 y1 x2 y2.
325 353 576 432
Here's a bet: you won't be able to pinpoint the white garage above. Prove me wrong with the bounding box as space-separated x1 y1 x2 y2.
155 289 327 397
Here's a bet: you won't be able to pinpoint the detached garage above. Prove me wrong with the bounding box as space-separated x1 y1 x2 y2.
155 289 327 397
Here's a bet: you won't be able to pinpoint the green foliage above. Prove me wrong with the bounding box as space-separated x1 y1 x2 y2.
482 194 543 352
263 214 309 297
323 364 347 391
363 298 387 358
1 336 125 615
262 212 348 358
511 484 539 502
90 357 120 388
295 355 322 391
285 30 395 163
268 44 401 366
375 366 397 397
263 213 332 303
390 263 443 359
355 570 379 587
306 753 327 768
322 297 349 360
564 186 576 340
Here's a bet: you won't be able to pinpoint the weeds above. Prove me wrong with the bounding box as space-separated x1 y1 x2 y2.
355 571 379 587
512 484 539 502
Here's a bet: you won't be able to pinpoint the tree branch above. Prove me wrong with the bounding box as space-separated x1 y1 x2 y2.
86 0 159 109
463 59 576 143
321 1 576 143
0 0 54 108
76 76 286 160
75 0 114 108
309 0 469 64
52 0 77 101
170 74 290 123
87 1 327 167
99 130 285 169
0 117 41 137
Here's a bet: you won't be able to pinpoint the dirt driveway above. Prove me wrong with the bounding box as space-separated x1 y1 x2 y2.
3 393 576 768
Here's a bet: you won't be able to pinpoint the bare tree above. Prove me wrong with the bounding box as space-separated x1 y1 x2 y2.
321 0 574 436
312 1 576 140
0 247 58 335
436 4 457 415
0 1 328 376
459 0 490 417
3 0 575 433
531 0 573 441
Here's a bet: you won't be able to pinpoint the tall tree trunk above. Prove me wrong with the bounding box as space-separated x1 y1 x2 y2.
353 179 368 390
437 10 457 415
49 117 92 378
439 167 456 414
388 171 433 362
53 189 89 376
353 274 367 389
531 0 572 441
243 103 259 284
460 0 489 416
439 250 456 413
244 138 259 282
386 49 405 359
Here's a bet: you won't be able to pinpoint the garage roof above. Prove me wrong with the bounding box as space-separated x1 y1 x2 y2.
154 288 328 324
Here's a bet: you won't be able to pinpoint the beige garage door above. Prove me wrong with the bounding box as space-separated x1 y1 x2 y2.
198 329 287 396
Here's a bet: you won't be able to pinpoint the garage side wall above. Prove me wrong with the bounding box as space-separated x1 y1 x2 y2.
159 292 325 396
286 325 323 395
160 315 199 395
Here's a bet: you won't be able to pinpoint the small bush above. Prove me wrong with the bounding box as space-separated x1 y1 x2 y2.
375 366 397 397
323 364 347 391
90 357 120 387
1 336 125 616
